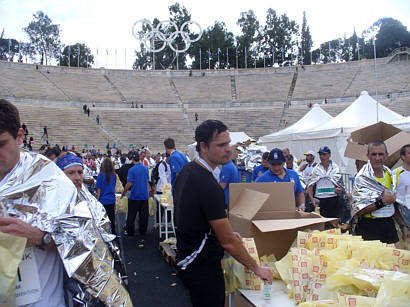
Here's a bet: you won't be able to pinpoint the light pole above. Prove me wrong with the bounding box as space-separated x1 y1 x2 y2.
374 37 379 122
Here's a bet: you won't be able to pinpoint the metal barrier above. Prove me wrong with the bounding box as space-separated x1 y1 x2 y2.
341 173 355 194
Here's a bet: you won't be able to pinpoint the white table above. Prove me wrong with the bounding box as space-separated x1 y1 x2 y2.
229 280 295 307
154 194 175 240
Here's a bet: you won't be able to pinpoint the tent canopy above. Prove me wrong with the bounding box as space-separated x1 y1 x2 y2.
258 91 405 174
311 91 404 131
259 103 333 143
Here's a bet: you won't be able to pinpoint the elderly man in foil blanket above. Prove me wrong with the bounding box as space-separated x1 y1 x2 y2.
352 140 408 246
0 99 132 307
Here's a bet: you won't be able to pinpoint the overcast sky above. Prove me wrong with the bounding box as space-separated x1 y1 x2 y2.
1 0 409 69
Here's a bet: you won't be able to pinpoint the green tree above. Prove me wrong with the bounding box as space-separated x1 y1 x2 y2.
0 38 19 61
260 9 299 66
300 11 313 65
59 43 94 68
189 21 235 69
236 10 260 68
23 11 61 65
363 17 410 58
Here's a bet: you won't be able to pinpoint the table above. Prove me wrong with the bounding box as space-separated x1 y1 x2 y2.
229 280 295 307
154 194 175 240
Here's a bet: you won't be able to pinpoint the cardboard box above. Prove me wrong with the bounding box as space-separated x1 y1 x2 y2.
228 182 336 260
344 121 410 168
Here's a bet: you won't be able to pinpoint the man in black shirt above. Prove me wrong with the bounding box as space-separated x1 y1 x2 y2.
174 120 273 307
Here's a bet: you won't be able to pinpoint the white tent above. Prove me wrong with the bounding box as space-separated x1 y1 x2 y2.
259 91 405 174
187 131 254 161
392 116 410 132
259 103 334 142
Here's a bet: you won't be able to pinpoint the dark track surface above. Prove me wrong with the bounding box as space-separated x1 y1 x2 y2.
117 213 191 307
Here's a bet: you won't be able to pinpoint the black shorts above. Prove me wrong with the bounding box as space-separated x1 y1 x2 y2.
177 262 225 307
356 216 399 244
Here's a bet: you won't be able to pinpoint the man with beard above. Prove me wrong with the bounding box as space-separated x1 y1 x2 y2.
173 120 273 307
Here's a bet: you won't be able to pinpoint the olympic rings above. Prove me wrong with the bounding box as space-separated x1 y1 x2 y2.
132 19 203 53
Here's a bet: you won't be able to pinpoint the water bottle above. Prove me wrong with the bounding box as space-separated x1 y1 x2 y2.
263 281 271 300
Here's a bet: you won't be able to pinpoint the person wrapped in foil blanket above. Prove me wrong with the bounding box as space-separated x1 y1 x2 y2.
0 150 132 307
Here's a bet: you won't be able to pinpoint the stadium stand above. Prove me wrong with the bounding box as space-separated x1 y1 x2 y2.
1 55 409 152
106 70 178 105
14 102 117 150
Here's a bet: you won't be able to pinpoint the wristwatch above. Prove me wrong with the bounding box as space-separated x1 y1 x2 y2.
40 232 52 248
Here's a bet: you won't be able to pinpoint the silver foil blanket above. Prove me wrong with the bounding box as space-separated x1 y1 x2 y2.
351 161 392 216
236 144 268 172
0 151 132 307
307 161 343 189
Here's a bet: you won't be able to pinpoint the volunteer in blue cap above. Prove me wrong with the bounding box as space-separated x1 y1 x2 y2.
256 148 305 211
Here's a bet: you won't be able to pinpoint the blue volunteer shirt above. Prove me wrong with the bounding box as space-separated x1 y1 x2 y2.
127 163 149 200
220 160 240 205
252 164 268 181
169 150 188 186
256 168 303 197
96 173 116 205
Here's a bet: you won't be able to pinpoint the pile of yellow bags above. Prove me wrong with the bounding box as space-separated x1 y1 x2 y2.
160 184 172 205
276 229 410 305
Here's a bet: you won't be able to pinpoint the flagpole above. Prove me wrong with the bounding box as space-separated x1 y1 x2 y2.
226 48 228 68
374 38 378 122
208 49 210 70
236 48 238 69
244 48 247 68
199 48 202 70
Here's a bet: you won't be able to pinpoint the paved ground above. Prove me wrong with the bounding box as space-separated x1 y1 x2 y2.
117 213 191 307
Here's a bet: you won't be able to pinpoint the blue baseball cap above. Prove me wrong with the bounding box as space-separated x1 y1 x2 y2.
318 146 331 154
268 148 285 164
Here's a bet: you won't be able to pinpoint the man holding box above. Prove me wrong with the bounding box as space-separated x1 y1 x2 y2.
173 120 273 307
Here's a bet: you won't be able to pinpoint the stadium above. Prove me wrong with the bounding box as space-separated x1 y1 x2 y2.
1 48 409 155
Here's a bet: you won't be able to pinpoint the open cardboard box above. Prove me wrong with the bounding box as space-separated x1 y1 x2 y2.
228 182 336 260
344 121 410 168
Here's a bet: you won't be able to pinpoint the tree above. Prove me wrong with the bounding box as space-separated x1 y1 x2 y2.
59 43 94 68
24 11 61 65
236 10 260 68
0 38 19 61
300 11 313 65
363 17 410 58
189 21 235 69
260 9 299 66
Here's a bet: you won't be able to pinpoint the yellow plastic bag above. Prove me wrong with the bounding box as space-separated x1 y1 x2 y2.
148 197 155 216
115 195 128 214
115 174 123 193
0 232 27 306
222 256 242 294
337 293 376 307
298 301 337 307
228 238 262 290
373 273 410 306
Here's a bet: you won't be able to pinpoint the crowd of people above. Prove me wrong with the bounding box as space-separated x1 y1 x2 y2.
1 98 409 307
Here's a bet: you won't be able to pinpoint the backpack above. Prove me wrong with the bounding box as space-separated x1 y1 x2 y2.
151 161 167 185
